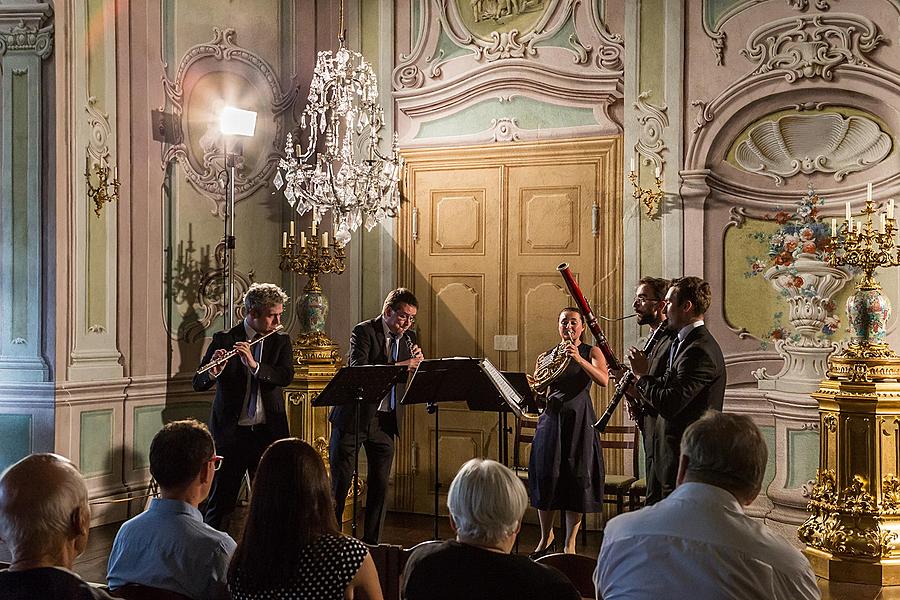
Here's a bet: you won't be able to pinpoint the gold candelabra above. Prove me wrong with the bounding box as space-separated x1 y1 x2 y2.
279 220 347 293
628 160 663 218
85 157 120 217
826 186 897 289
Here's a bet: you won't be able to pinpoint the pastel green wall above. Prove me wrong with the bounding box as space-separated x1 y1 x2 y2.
0 415 33 473
80 409 114 477
132 403 210 470
788 429 819 488
761 425 776 492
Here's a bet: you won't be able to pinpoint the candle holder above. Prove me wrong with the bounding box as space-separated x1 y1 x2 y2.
85 158 120 217
824 191 897 361
628 166 663 218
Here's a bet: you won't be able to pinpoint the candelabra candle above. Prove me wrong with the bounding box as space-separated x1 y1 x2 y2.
827 193 899 288
628 167 664 219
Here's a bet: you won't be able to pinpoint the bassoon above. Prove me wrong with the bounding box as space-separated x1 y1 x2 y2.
593 319 669 432
557 263 623 371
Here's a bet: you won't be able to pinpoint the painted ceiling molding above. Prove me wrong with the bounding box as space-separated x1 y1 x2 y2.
740 14 885 82
732 111 892 185
161 28 297 217
633 90 668 174
393 0 623 144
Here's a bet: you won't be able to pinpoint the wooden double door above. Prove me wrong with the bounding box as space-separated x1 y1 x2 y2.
394 138 622 515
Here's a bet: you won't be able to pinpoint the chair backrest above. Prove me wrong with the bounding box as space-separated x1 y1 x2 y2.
366 542 406 600
513 414 539 469
600 424 639 475
110 584 193 600
535 552 597 600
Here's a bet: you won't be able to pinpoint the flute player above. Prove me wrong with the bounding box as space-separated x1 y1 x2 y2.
192 282 295 532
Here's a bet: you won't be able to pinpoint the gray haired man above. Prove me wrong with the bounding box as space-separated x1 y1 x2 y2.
595 411 819 600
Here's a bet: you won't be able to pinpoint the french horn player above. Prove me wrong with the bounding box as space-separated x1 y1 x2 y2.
526 307 608 557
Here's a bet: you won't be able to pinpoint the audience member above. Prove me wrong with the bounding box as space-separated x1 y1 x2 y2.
0 453 116 600
402 458 579 600
595 411 820 600
107 419 235 599
227 438 382 600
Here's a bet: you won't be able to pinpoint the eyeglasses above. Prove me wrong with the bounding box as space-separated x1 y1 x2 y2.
633 296 662 305
395 312 416 324
209 455 224 471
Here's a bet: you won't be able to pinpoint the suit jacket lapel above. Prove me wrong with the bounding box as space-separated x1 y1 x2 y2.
675 325 705 361
373 317 388 363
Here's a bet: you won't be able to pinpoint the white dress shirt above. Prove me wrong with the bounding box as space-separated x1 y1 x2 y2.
595 482 820 600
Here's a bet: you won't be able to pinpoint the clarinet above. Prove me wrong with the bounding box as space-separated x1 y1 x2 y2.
593 320 669 433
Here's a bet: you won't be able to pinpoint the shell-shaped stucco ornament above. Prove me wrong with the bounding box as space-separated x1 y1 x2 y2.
734 112 892 185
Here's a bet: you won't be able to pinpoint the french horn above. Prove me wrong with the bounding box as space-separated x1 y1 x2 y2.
527 329 576 397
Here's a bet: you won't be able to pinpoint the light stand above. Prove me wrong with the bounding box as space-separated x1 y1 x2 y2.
218 106 257 328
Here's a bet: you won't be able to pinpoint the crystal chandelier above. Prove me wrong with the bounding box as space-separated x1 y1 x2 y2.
274 15 402 247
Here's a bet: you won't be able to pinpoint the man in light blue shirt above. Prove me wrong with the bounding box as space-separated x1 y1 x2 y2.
108 420 236 599
595 411 820 600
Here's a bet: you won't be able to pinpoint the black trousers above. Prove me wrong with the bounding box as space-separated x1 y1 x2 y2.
205 425 276 531
329 412 396 544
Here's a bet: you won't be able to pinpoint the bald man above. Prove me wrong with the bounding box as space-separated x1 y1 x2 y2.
0 453 116 599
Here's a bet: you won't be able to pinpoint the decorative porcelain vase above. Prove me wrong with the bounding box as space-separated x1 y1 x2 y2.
297 290 328 333
846 285 891 346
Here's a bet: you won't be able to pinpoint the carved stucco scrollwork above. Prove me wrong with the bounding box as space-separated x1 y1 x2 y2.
691 99 714 135
490 117 522 142
161 28 297 217
789 0 831 9
85 97 112 166
740 14 885 82
0 20 54 59
633 91 668 174
733 111 892 185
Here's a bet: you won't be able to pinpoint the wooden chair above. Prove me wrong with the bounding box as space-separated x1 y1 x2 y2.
535 552 597 600
110 584 193 600
629 477 647 510
600 425 639 515
512 413 539 487
365 542 406 600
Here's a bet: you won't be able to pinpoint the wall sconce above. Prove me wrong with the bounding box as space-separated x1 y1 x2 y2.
85 156 120 217
628 158 664 218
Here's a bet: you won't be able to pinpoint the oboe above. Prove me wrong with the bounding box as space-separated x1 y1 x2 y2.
405 334 423 359
196 325 283 374
593 320 669 433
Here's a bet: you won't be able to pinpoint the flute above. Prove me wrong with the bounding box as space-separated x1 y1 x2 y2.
196 325 283 374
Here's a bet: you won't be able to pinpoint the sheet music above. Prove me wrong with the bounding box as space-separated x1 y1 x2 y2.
477 358 526 419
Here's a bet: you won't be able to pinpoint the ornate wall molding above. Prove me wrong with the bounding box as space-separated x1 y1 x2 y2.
161 28 297 217
633 90 668 173
732 111 892 185
740 14 885 82
393 0 623 145
85 97 112 165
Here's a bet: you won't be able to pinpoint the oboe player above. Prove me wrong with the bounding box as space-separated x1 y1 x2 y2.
192 283 294 531
329 288 424 544
611 277 674 506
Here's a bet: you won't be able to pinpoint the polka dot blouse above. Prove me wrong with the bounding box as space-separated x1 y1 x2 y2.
229 534 368 600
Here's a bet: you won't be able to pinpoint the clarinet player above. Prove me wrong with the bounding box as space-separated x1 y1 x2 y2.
612 277 674 506
329 288 424 543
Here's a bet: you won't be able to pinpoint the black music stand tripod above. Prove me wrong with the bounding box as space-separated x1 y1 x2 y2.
313 364 407 539
401 357 529 539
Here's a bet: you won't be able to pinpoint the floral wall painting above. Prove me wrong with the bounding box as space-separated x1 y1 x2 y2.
726 185 856 350
457 0 548 38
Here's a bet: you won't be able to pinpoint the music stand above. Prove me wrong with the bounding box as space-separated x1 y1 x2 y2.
313 364 407 539
400 357 529 538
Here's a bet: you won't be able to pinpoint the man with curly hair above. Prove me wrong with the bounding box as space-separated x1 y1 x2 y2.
192 282 294 531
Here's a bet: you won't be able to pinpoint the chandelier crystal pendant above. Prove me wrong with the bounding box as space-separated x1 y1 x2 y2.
274 32 403 246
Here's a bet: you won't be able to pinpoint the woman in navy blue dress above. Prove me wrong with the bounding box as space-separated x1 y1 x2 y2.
529 307 608 556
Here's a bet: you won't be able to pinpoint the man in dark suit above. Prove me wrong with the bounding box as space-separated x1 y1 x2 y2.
192 282 294 531
329 288 423 543
627 276 726 501
621 276 675 505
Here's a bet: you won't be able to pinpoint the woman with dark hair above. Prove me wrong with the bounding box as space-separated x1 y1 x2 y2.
528 307 608 557
227 438 383 600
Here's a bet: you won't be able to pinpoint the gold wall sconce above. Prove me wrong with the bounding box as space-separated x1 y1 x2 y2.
85 156 120 217
628 158 663 218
